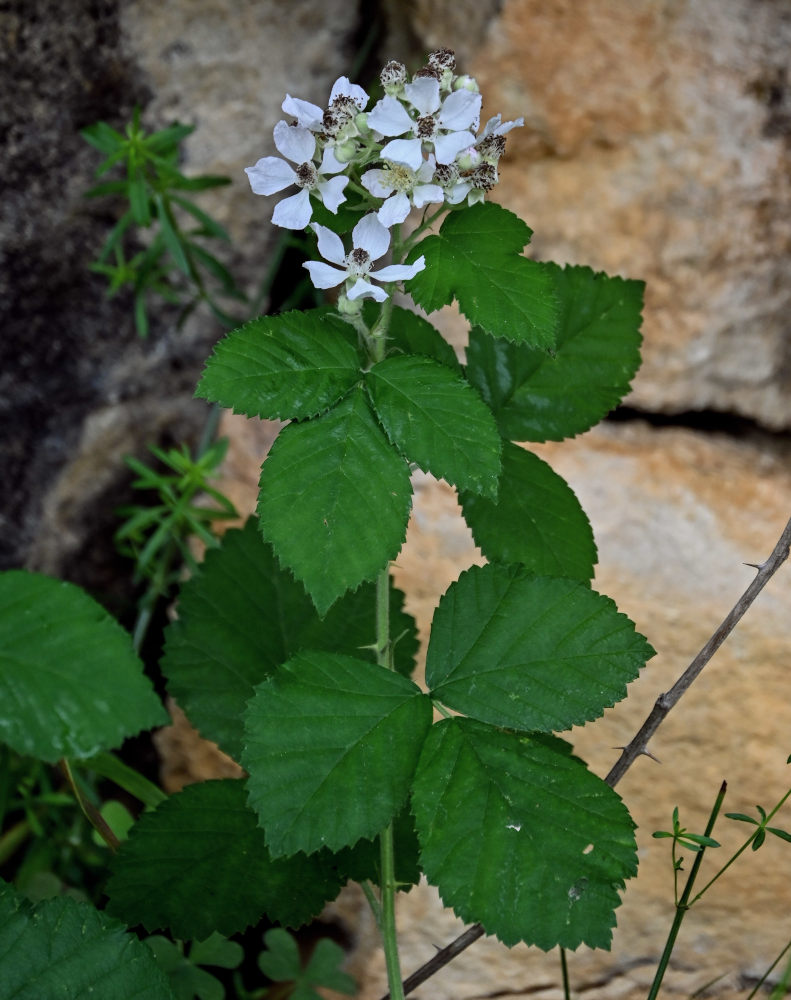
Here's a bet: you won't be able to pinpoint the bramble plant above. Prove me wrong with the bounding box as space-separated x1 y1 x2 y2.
2 47 790 999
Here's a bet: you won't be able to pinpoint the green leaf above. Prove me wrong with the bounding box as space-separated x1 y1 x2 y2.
752 829 766 851
243 651 432 857
459 441 596 580
366 355 501 497
258 388 412 614
106 779 346 938
725 812 759 825
258 929 355 999
0 571 166 762
767 827 791 844
197 308 361 420
188 933 244 969
426 563 654 732
377 304 462 371
336 805 422 890
466 264 645 442
406 202 557 348
0 880 174 999
411 718 637 949
80 120 125 155
144 937 223 1000
161 519 418 760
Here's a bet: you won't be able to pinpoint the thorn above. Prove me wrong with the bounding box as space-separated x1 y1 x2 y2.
613 746 662 764
744 560 767 571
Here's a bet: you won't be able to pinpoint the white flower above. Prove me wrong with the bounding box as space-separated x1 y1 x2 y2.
282 76 369 131
362 157 444 226
480 113 525 138
245 121 348 229
303 214 426 303
367 77 481 170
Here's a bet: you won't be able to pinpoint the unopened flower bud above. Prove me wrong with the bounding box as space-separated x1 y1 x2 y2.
456 146 482 172
380 60 407 94
355 111 370 134
337 291 363 316
333 139 358 163
453 74 480 93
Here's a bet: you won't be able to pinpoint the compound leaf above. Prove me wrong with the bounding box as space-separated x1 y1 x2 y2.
459 442 596 580
106 779 345 939
0 880 173 1000
411 718 638 949
257 388 412 614
162 519 418 761
0 571 166 762
366 355 501 497
466 264 644 442
243 651 432 857
426 563 654 732
405 202 557 349
196 307 361 420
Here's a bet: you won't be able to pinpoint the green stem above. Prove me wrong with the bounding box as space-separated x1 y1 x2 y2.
745 937 791 1000
59 758 120 853
646 781 727 1000
375 567 405 1000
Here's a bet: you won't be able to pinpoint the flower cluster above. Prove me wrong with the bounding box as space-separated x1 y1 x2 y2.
245 49 523 302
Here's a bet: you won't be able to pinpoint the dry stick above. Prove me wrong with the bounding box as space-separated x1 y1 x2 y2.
380 514 791 1000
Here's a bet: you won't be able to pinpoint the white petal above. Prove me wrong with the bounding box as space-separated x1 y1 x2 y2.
353 214 390 261
379 138 424 171
377 193 411 227
245 157 296 196
482 114 524 137
367 95 414 136
311 223 346 266
371 256 426 282
303 260 347 289
330 76 369 109
444 180 472 204
316 175 348 214
433 130 476 165
282 94 323 130
416 155 436 183
347 277 389 302
412 183 444 208
361 169 395 198
438 89 482 131
272 188 312 229
273 120 315 164
404 77 440 115
320 146 346 174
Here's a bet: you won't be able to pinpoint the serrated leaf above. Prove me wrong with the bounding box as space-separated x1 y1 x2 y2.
106 779 345 938
257 388 412 614
196 307 361 420
405 202 557 348
412 718 637 949
466 264 645 442
0 880 174 1000
0 571 167 762
460 441 596 579
366 355 501 497
243 651 432 857
377 304 462 371
426 563 654 732
162 519 418 761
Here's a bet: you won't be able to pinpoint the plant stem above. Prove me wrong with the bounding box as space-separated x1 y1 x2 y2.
375 566 405 1000
560 947 570 999
645 780 727 1000
59 758 120 852
746 937 791 1000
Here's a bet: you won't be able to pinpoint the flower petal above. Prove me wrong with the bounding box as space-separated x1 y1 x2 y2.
404 77 440 115
379 138 424 171
320 146 346 174
377 192 411 227
272 188 312 229
316 175 348 214
433 130 476 165
311 223 346 266
438 89 482 131
245 157 296 196
361 169 394 199
303 260 347 289
482 113 524 137
412 183 444 208
368 95 414 137
330 76 369 110
282 94 323 130
353 214 390 261
347 277 388 302
371 255 426 282
273 120 316 164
